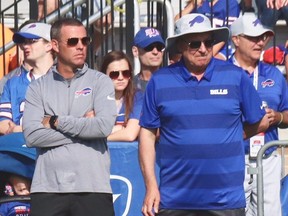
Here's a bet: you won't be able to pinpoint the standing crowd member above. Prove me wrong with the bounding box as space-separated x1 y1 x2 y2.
22 18 116 216
174 0 240 60
242 0 288 10
230 13 288 216
132 27 165 91
139 13 269 216
257 0 288 28
266 0 288 9
101 50 143 142
0 22 53 135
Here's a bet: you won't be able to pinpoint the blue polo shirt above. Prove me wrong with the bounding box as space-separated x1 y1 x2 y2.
140 58 265 210
230 59 288 155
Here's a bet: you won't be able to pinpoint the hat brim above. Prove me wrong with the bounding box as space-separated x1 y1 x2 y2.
13 32 41 43
243 29 274 37
135 37 165 49
166 27 230 52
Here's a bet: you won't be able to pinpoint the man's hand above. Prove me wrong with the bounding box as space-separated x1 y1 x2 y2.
142 185 160 216
84 110 95 118
42 116 51 128
267 0 288 9
0 120 21 135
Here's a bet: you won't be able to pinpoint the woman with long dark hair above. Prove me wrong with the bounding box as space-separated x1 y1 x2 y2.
101 51 143 141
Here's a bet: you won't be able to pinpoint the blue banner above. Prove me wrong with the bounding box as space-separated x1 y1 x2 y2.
109 141 145 216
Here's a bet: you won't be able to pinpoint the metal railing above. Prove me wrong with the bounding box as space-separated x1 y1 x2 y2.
1 0 175 71
248 140 288 216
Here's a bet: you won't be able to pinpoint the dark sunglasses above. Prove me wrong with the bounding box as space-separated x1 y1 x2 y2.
66 37 91 46
109 70 132 80
239 34 268 42
19 38 42 45
186 39 215 50
144 43 165 52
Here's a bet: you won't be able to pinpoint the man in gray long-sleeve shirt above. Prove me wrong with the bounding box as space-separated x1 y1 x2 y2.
23 18 117 216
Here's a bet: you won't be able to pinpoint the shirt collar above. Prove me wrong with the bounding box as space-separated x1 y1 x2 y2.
177 57 214 82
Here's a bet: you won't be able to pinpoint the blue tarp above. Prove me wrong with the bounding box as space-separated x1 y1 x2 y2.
0 133 36 179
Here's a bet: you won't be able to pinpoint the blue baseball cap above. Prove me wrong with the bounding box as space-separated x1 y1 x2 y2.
133 27 165 48
13 22 51 44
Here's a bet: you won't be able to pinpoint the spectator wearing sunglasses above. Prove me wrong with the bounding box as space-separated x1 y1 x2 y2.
101 51 143 142
229 13 288 216
22 18 116 216
0 22 54 135
132 27 165 92
139 13 269 216
174 0 240 60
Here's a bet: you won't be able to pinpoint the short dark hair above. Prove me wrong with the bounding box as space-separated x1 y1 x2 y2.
50 18 84 40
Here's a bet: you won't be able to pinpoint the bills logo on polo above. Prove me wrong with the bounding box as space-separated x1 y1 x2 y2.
261 79 275 88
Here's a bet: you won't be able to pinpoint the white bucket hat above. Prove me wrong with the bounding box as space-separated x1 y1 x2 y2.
166 13 229 52
230 13 274 37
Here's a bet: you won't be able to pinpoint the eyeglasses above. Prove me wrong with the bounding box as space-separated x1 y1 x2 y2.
239 34 268 42
109 70 132 80
66 37 91 46
19 38 42 45
143 43 165 52
186 39 215 50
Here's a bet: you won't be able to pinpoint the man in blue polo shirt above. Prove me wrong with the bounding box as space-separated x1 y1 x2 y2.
139 13 269 216
230 13 288 216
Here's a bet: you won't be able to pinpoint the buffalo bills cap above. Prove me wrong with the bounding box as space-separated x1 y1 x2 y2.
166 13 229 52
133 27 165 48
13 22 51 43
230 13 274 37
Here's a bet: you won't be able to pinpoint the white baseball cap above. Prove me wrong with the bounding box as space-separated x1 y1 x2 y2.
13 22 51 43
166 13 229 52
230 13 274 37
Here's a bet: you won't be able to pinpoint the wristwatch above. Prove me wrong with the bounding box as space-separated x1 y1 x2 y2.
49 115 58 130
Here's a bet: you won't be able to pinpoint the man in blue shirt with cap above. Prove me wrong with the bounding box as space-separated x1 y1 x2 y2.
132 27 165 91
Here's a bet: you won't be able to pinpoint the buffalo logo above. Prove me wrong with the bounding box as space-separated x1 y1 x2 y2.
28 24 37 29
252 19 261 27
111 175 132 216
145 28 160 38
189 15 205 27
261 79 275 88
75 87 92 98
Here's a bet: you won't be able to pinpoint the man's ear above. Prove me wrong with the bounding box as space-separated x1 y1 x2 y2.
231 36 239 48
132 46 139 58
51 39 59 53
